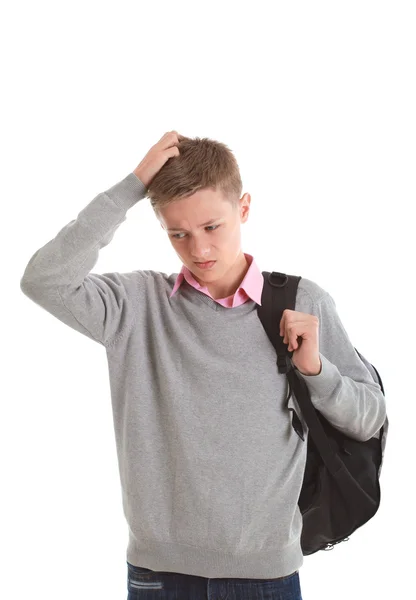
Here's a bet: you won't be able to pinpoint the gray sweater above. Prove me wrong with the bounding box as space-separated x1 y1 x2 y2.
20 172 387 579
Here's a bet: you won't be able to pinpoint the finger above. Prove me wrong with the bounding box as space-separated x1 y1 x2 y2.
283 323 291 344
165 146 180 158
166 145 180 159
279 316 285 337
159 131 179 149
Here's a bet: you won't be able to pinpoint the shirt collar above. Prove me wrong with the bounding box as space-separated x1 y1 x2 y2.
169 253 263 306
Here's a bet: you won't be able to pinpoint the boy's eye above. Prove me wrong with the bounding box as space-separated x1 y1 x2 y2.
171 224 220 240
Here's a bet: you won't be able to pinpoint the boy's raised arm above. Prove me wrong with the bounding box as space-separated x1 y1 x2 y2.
20 131 181 347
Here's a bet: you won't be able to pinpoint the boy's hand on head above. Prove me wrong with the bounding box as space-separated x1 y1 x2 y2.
134 130 182 188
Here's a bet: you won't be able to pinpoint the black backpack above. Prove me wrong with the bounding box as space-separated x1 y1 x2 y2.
257 271 389 555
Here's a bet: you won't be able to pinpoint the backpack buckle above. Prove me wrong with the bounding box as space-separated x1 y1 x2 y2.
277 353 293 374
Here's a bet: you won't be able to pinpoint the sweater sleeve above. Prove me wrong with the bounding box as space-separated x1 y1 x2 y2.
296 291 387 442
20 172 148 347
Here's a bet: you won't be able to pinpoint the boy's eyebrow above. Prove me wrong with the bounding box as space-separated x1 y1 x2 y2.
167 218 221 232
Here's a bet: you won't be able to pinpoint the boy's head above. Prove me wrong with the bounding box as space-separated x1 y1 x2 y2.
146 135 251 299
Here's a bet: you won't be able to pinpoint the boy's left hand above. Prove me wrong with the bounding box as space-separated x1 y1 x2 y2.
279 309 322 376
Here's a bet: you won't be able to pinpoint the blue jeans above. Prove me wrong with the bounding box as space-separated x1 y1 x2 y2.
127 561 303 599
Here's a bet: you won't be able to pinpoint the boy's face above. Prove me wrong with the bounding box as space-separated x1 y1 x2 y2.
157 188 251 299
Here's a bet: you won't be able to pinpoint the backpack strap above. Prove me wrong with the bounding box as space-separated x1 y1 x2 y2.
258 271 343 476
258 271 300 370
258 271 304 439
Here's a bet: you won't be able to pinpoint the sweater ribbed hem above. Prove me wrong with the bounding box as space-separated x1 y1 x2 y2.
126 536 303 579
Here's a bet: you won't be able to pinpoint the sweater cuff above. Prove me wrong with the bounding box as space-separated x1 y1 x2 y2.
104 172 148 212
295 353 339 406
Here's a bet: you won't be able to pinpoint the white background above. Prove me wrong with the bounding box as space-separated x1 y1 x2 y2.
3 1 415 598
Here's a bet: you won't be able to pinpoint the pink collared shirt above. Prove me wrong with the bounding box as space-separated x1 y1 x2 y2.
169 252 264 307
